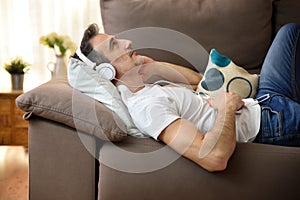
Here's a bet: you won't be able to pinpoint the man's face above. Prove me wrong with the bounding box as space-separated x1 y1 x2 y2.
91 34 145 76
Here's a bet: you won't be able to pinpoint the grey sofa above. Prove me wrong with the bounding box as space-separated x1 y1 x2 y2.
16 0 300 200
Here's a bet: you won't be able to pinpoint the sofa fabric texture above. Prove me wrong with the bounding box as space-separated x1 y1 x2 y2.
29 116 97 200
273 0 300 33
16 77 127 142
101 0 300 73
99 136 300 200
101 0 273 71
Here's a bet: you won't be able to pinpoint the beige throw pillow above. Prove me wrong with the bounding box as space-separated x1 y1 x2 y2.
16 77 127 142
196 49 259 99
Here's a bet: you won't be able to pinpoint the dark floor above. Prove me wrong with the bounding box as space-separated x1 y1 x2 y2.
0 146 28 200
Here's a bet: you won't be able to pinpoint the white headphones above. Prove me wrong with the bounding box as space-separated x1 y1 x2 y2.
76 48 116 80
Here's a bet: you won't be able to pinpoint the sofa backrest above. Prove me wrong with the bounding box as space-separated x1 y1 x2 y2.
273 0 300 34
100 0 300 73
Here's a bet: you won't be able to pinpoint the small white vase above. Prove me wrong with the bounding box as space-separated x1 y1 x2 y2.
47 55 67 79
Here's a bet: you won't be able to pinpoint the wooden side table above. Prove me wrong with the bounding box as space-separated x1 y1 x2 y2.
0 90 28 147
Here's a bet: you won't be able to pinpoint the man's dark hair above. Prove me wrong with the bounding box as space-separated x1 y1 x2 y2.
73 23 109 64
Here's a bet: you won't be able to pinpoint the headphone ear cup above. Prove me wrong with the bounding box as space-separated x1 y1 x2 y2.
94 63 116 80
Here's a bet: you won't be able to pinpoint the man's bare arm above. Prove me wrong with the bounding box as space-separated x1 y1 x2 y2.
158 92 244 172
138 57 202 90
158 62 203 87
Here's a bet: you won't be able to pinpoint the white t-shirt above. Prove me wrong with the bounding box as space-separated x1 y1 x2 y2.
118 84 261 142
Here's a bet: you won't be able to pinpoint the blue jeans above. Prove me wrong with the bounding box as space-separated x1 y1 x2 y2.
254 23 300 147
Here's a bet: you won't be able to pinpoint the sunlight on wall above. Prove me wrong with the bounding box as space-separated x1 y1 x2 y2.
0 0 102 92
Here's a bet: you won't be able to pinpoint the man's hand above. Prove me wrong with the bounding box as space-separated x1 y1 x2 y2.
140 55 155 64
207 92 245 113
137 57 160 82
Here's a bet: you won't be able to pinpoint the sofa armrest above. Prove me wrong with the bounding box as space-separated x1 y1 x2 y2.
29 116 98 200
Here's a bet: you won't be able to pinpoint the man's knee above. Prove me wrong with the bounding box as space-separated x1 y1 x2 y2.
278 23 300 35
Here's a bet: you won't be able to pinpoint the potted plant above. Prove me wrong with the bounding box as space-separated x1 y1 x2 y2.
4 56 30 90
40 32 77 78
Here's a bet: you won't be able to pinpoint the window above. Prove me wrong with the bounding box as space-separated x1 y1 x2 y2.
0 0 102 91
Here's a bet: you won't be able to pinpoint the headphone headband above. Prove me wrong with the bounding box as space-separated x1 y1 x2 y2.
76 48 116 80
76 48 96 67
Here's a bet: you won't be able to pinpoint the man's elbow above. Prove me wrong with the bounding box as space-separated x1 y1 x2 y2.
205 159 228 172
199 148 234 172
201 157 229 172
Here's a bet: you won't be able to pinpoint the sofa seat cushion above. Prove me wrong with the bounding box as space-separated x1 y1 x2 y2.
16 77 127 142
99 136 300 200
101 0 273 71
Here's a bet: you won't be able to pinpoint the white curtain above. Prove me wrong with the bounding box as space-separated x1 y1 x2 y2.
0 0 103 91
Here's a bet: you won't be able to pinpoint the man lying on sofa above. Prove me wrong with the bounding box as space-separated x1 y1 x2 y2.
70 23 300 172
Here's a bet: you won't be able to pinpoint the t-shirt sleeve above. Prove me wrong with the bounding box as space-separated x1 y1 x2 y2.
128 96 180 140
